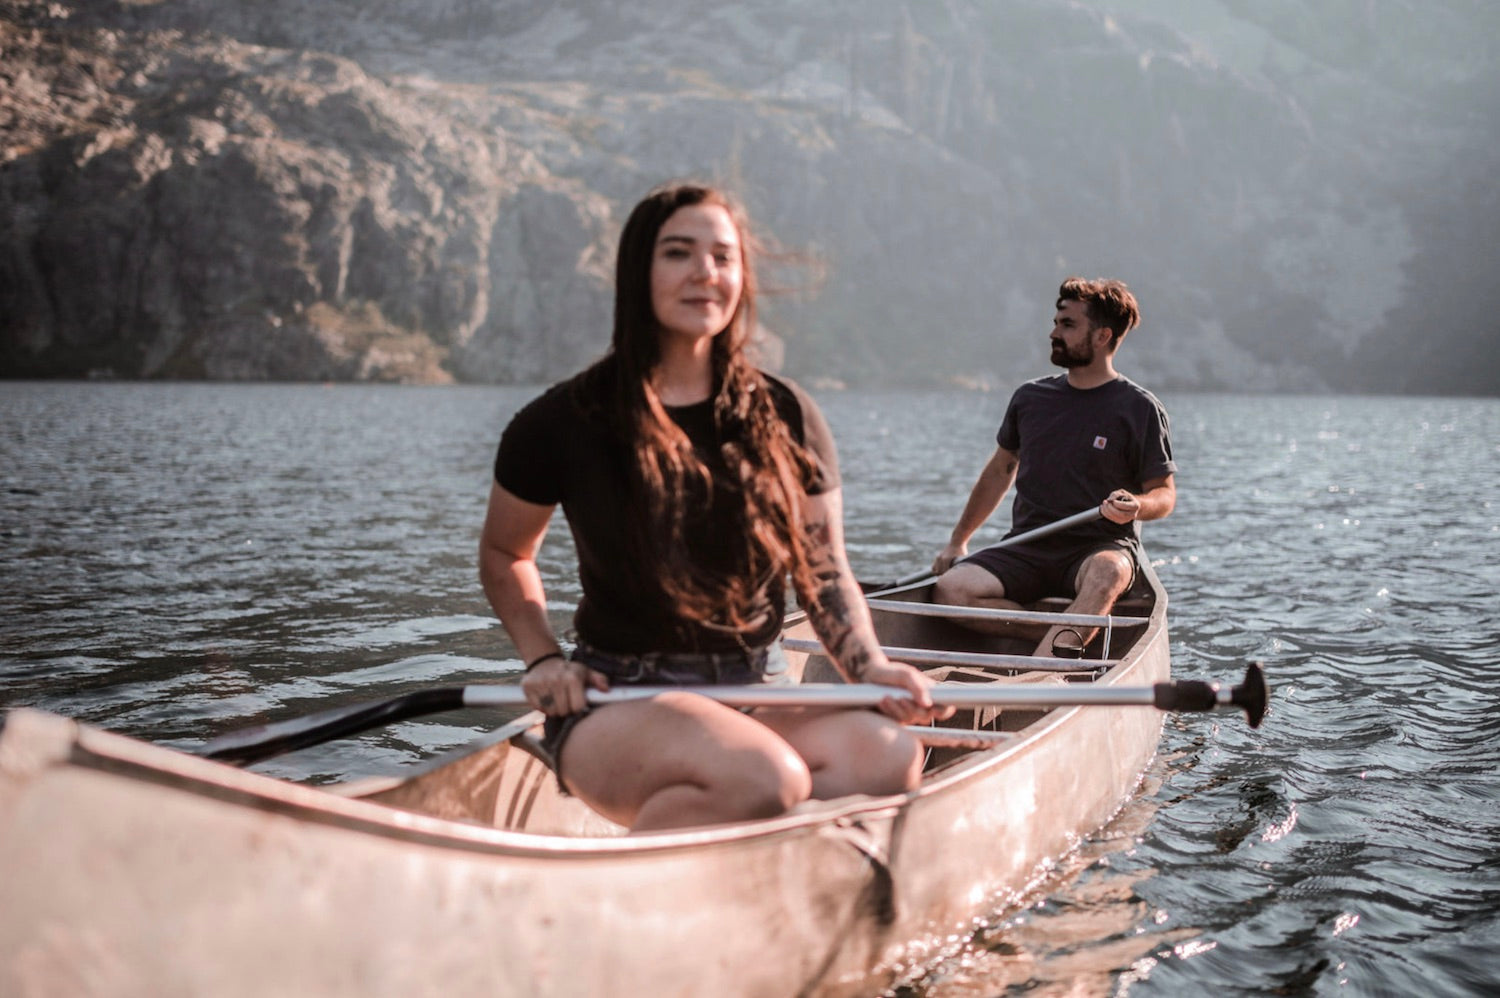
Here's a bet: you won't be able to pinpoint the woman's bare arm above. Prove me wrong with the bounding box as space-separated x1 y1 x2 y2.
478 482 604 715
797 488 951 721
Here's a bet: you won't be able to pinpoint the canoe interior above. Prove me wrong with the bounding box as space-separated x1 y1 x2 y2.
350 577 1163 837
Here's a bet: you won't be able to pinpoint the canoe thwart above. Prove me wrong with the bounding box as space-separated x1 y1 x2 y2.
865 599 1147 630
781 637 1110 674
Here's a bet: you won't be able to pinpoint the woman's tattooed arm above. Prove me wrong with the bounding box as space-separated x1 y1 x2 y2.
793 488 945 720
801 507 882 683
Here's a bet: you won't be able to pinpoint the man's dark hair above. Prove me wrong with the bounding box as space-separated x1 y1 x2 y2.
1057 277 1140 348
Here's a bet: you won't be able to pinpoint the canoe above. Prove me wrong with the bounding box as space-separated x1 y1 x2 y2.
0 569 1171 997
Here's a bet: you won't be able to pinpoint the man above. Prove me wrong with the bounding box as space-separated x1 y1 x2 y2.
931 277 1176 657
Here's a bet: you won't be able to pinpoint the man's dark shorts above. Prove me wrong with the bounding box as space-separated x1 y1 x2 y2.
961 533 1140 605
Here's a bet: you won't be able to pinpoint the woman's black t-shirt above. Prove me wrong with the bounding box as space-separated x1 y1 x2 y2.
494 366 839 654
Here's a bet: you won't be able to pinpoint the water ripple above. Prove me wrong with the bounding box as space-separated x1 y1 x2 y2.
5 386 1500 995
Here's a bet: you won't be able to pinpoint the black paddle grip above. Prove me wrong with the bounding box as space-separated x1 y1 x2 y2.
1153 679 1217 713
1153 663 1269 728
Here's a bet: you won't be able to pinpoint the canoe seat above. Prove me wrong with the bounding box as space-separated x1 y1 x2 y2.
1033 596 1151 615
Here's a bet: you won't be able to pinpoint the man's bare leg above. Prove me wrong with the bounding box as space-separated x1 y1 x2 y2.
1035 549 1134 657
931 563 1047 639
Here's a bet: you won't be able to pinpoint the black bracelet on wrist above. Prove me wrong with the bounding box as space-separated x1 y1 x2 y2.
525 651 566 672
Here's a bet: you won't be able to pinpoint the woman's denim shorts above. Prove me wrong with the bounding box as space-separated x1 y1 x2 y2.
539 641 792 789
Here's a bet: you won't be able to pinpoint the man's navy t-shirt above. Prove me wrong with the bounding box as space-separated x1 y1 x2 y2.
998 374 1176 544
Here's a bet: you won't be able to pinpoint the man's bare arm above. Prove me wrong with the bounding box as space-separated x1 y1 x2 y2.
1101 474 1175 525
933 446 1019 574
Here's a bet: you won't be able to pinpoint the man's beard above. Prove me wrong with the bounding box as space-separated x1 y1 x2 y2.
1050 337 1095 368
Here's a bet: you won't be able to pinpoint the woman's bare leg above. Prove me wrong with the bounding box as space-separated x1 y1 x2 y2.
559 692 812 832
757 707 924 800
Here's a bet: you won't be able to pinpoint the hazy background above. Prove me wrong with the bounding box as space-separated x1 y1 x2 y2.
3 0 1497 394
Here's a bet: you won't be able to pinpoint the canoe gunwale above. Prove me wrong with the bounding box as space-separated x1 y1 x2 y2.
2 708 939 858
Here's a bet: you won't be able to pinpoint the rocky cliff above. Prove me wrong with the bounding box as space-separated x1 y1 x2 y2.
3 0 1496 393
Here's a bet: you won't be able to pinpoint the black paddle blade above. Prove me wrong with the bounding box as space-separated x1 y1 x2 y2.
199 687 468 766
1233 661 1269 728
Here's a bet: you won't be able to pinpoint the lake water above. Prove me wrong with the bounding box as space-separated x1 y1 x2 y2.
2 381 1498 996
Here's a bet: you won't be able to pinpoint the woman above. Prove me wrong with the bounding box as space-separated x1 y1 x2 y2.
479 181 948 833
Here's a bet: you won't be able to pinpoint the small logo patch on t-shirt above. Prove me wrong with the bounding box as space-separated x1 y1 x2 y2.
1093 436 1108 449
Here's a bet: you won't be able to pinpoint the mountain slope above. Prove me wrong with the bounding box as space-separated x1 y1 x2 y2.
2 0 1495 393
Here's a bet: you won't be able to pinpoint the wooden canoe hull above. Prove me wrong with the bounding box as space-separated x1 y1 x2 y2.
0 576 1168 997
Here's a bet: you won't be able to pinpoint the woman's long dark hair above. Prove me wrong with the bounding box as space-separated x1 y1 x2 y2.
604 182 819 633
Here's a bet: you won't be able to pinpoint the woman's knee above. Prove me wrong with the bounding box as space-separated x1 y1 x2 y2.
659 696 813 818
874 725 925 793
565 706 812 823
733 748 813 819
839 716 925 795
